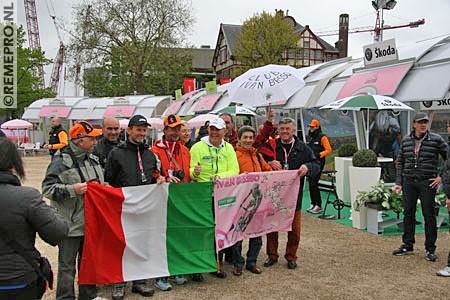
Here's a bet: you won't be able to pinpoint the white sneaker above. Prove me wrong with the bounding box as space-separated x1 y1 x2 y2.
155 277 173 291
310 205 323 214
306 204 314 212
436 266 450 277
174 275 188 285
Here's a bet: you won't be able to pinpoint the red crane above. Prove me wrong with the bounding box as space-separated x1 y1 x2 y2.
24 0 65 94
317 18 425 39
24 0 45 88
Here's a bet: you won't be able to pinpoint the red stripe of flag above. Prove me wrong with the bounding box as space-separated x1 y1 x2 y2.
79 182 126 284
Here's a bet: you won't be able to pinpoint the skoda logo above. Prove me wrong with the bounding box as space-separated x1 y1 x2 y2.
422 101 432 108
365 48 373 61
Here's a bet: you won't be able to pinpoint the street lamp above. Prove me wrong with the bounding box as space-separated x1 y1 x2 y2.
371 0 397 42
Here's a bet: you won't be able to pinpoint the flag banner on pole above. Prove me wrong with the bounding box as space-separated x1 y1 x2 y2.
205 80 217 94
183 78 195 94
79 182 216 285
213 171 300 251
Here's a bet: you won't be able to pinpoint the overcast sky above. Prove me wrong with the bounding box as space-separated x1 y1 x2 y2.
16 0 450 96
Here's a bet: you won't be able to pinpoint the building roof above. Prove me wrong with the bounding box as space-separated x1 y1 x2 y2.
191 47 215 70
220 17 338 56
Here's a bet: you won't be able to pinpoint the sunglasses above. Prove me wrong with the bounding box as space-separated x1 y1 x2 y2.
106 127 120 130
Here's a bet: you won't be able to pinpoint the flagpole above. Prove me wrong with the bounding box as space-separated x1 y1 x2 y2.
366 109 370 149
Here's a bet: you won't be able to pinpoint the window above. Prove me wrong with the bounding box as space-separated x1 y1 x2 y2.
303 40 310 48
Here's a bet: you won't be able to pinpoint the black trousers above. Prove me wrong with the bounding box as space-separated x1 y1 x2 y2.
401 179 437 252
309 161 325 207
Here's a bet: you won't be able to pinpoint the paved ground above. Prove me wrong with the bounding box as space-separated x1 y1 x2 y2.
22 155 449 300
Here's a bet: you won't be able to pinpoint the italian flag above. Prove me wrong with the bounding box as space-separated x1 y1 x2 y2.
78 182 217 285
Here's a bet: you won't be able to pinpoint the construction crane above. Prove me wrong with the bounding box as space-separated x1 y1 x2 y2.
24 0 45 88
316 18 425 38
24 0 65 94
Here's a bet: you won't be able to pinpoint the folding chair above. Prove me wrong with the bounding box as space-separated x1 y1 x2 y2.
318 170 349 220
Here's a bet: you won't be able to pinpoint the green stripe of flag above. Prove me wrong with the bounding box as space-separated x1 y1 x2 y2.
166 182 217 275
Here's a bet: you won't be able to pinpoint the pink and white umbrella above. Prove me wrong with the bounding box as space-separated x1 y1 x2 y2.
119 119 129 129
187 114 217 128
147 118 164 130
1 119 33 129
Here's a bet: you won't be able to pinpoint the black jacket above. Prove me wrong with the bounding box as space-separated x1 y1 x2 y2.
0 171 68 286
93 136 118 169
48 125 67 155
260 135 320 210
396 130 448 185
105 140 160 187
306 128 326 167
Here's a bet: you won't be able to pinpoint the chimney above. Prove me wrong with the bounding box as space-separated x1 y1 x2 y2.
337 13 349 58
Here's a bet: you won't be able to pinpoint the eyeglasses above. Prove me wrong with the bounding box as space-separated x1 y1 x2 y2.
180 129 191 133
106 127 119 130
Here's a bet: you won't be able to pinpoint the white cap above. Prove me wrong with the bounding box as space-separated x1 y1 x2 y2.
209 118 226 129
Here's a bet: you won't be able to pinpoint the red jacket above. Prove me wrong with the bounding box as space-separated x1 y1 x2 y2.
235 145 272 174
152 138 191 182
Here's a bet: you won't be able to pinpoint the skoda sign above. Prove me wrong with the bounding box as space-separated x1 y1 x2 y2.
363 38 399 66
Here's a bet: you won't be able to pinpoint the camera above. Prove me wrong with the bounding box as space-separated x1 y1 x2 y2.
172 170 185 180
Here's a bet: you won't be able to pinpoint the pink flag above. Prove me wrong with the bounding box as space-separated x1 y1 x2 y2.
213 171 300 251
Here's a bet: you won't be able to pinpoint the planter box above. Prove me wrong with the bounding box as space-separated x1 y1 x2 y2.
349 166 381 230
366 204 403 235
335 157 352 203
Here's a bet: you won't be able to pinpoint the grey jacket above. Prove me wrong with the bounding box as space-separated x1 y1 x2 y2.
42 141 105 237
0 171 68 286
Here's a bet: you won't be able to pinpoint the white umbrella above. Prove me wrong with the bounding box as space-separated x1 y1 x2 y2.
211 106 257 116
187 114 217 128
320 95 413 148
227 64 306 107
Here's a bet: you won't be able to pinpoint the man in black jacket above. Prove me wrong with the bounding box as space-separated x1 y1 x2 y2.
105 115 165 300
259 117 320 270
93 117 120 169
44 117 68 156
392 112 448 261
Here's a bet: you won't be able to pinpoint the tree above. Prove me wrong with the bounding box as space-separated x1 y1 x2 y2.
234 11 300 72
0 26 55 119
68 0 194 95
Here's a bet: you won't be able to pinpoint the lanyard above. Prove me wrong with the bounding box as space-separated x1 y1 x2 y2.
165 141 177 169
414 132 428 157
282 140 295 164
137 147 147 182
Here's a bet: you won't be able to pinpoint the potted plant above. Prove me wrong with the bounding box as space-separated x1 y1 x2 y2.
353 179 403 234
335 143 358 203
349 149 381 229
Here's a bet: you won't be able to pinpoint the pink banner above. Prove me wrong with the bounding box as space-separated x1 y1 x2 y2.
213 170 300 251
193 93 222 112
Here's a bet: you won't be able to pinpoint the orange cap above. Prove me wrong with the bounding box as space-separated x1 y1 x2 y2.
308 119 320 127
163 114 182 128
69 121 102 139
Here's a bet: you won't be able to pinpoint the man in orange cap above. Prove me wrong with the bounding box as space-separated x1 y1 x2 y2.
42 121 106 300
151 114 190 290
306 119 332 214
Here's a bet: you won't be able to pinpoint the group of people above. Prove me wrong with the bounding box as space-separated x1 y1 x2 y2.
3 110 450 300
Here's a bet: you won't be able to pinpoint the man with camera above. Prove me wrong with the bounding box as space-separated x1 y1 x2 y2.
151 114 190 290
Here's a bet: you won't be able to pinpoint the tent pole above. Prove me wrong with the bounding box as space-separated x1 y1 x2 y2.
366 109 370 149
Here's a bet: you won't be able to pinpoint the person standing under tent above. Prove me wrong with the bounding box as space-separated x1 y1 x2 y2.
43 117 68 156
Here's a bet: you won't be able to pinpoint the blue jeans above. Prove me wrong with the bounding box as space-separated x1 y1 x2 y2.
231 237 262 268
401 179 437 252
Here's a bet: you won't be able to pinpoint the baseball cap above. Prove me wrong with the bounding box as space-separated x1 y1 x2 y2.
209 118 226 130
128 115 151 127
164 114 182 128
70 121 102 139
308 119 320 127
413 112 429 122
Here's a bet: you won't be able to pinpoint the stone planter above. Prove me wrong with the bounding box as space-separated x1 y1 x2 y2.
335 157 352 203
349 166 381 230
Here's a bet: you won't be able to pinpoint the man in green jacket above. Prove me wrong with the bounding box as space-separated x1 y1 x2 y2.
189 118 239 279
190 118 239 182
